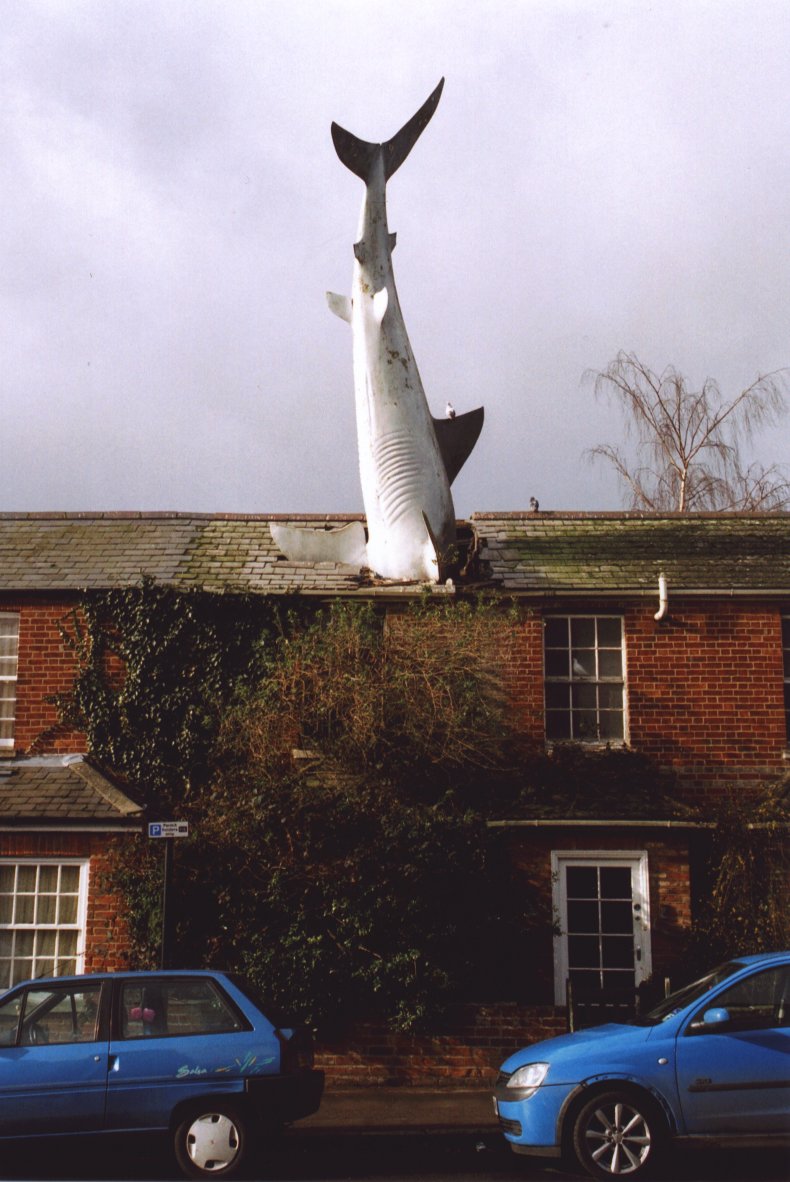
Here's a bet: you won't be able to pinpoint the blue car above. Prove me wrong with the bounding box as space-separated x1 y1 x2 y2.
494 951 790 1178
0 969 323 1178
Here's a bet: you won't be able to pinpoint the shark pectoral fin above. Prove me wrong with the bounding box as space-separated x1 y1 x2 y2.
432 406 485 485
389 232 397 251
420 511 442 578
327 292 352 323
270 521 368 569
373 288 389 324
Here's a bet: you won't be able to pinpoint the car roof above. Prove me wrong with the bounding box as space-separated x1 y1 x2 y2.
9 969 230 990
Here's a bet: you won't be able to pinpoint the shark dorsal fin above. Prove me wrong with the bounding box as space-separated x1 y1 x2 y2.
432 407 485 486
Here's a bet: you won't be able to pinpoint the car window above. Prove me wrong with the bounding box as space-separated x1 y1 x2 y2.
120 978 248 1040
637 961 744 1025
13 985 103 1046
0 991 22 1045
687 965 790 1034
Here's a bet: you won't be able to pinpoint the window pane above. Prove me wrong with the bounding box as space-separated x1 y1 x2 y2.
600 901 633 934
546 710 571 740
571 618 595 647
572 683 597 709
567 900 599 933
602 936 634 968
599 711 624 740
544 618 569 647
600 867 632 898
0 867 15 893
566 867 598 898
17 867 36 893
598 650 623 678
37 894 57 924
597 618 622 646
571 649 595 678
58 895 78 924
545 650 569 678
545 683 570 710
598 684 623 710
15 895 34 924
0 896 12 925
60 866 80 893
568 935 600 968
38 866 58 893
572 709 598 739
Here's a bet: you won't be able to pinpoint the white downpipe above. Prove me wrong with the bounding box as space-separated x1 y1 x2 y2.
654 572 669 621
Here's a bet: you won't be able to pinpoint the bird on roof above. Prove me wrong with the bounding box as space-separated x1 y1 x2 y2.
530 496 540 512
445 401 456 419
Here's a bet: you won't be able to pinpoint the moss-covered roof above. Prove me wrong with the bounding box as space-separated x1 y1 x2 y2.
0 757 142 827
0 511 788 597
472 511 790 595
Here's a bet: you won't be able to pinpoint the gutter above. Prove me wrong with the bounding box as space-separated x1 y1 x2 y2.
486 818 790 830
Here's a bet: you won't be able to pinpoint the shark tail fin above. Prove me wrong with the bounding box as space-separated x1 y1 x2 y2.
432 406 485 486
331 78 445 184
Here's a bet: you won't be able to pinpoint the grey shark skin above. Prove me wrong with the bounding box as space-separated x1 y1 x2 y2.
271 79 483 582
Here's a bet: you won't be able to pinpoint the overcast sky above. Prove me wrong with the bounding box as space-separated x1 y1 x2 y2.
3 0 789 516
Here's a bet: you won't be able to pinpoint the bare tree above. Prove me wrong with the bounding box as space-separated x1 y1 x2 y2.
586 352 790 512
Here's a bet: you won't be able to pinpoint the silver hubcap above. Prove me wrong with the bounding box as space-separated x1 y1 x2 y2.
185 1112 241 1173
585 1101 651 1175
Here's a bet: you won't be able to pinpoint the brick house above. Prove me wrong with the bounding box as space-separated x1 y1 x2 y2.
0 509 787 1082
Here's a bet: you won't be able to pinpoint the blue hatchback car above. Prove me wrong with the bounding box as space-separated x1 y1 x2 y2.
494 951 790 1178
0 969 323 1178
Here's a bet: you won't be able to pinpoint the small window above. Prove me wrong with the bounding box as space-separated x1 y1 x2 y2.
0 614 19 749
544 615 625 742
120 978 248 1040
0 861 88 989
782 617 790 742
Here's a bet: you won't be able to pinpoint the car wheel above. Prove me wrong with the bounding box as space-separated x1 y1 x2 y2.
174 1106 248 1179
572 1090 663 1179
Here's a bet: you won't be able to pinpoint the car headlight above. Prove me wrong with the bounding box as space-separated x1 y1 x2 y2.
506 1062 549 1093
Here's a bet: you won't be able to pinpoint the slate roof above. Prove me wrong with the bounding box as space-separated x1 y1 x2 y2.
0 757 143 828
472 511 790 596
0 510 788 598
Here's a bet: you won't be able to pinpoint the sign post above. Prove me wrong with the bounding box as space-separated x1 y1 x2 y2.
148 822 189 969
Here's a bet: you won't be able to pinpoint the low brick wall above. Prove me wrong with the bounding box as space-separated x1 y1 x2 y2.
315 1002 567 1087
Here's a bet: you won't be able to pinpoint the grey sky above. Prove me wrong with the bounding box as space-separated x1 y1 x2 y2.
3 0 789 516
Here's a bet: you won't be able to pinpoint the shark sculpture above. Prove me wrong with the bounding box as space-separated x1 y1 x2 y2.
271 79 483 582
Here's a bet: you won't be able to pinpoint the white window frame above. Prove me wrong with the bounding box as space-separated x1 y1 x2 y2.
0 859 89 988
0 613 19 750
544 614 628 744
551 849 652 1006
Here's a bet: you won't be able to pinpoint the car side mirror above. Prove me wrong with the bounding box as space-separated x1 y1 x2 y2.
702 1007 730 1026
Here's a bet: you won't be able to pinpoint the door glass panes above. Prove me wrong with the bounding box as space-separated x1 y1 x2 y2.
0 615 19 747
544 616 625 742
0 863 86 989
565 863 636 995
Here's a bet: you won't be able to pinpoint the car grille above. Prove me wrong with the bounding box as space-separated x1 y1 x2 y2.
499 1116 522 1136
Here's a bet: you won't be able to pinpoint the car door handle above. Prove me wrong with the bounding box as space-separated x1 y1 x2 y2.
108 1054 120 1072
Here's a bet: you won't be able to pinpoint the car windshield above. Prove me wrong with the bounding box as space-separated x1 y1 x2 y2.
634 961 745 1025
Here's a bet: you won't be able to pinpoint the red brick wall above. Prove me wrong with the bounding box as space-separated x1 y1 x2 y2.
0 832 134 973
503 827 693 996
315 1002 567 1087
504 600 788 804
625 600 786 801
1 596 85 755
